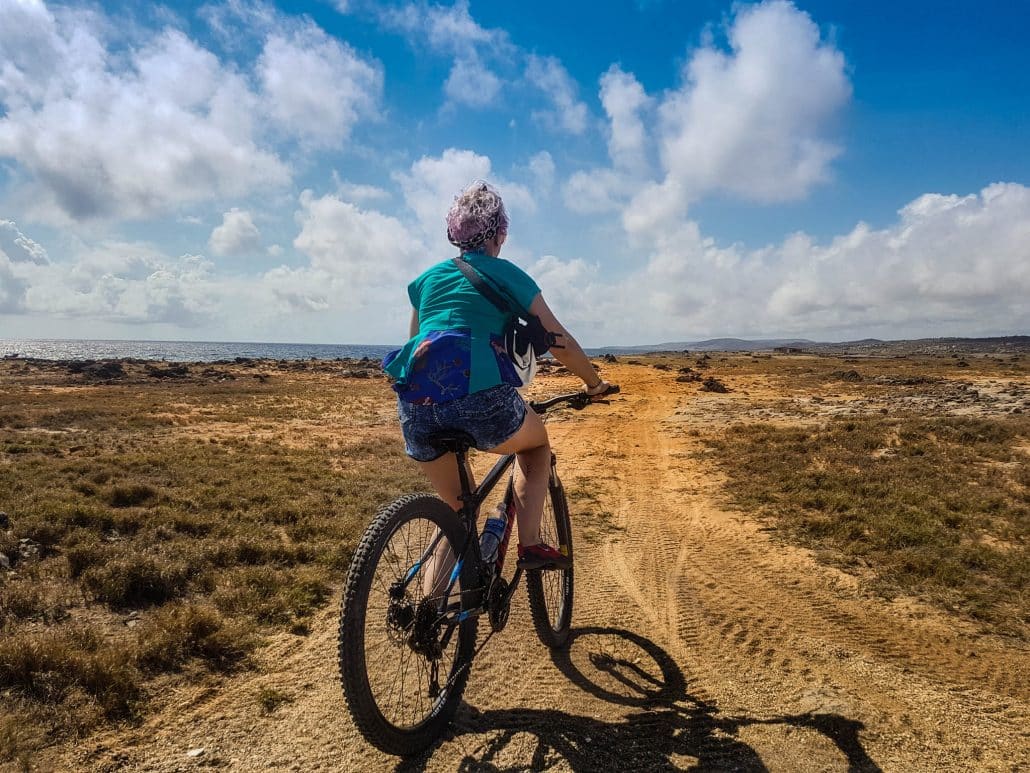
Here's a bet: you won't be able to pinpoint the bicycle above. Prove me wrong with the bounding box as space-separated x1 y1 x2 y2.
338 387 618 756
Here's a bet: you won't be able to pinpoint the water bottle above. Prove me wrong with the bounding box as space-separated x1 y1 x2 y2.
479 503 508 565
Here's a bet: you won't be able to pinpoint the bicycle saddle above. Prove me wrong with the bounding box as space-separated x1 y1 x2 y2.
426 430 477 455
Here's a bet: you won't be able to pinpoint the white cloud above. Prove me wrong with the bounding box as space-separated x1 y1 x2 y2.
292 190 427 298
209 209 261 256
379 0 510 56
599 65 652 175
334 179 391 203
629 183 1030 341
657 0 850 204
563 168 625 215
562 1 851 242
0 0 381 222
376 1 509 110
525 55 589 135
21 242 219 326
444 56 502 108
528 151 556 194
258 23 382 147
0 219 50 265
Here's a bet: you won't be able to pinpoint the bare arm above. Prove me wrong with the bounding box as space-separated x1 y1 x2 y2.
408 308 419 338
528 294 613 395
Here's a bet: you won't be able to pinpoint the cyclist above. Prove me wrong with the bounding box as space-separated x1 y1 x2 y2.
384 180 615 570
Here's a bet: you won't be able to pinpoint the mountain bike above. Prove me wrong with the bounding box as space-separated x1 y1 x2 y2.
338 387 617 756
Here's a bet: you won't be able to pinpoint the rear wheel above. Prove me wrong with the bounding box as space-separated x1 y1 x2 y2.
526 469 574 648
339 494 479 756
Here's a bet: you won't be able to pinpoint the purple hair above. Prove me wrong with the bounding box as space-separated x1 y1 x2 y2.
446 180 509 252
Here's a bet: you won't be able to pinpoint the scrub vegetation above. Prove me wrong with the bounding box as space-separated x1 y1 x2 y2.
696 356 1029 638
0 361 421 765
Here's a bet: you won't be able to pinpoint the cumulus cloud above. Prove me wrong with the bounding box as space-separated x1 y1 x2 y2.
378 0 511 55
0 220 49 265
528 151 556 194
564 1 850 233
333 178 391 203
20 242 219 327
599 65 652 175
622 183 1030 341
0 0 380 222
258 24 382 146
656 0 850 205
375 0 509 109
444 55 502 107
525 55 589 135
292 190 427 300
209 209 262 257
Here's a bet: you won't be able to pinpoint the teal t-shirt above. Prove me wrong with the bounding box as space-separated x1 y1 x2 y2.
384 253 541 397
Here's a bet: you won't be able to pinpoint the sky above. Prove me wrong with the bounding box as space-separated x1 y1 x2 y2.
0 0 1028 347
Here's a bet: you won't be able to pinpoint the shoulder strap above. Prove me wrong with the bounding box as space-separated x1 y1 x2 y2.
452 256 520 317
452 257 563 352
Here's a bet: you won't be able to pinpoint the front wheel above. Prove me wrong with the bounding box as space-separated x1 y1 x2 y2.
339 494 479 756
526 469 574 648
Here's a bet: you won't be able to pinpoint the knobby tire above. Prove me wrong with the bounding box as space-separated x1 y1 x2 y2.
338 494 479 756
526 473 574 648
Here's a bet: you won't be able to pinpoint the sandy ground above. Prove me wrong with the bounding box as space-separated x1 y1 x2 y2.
42 362 1029 772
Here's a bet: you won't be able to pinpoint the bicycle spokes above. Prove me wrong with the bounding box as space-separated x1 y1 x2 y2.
363 517 463 729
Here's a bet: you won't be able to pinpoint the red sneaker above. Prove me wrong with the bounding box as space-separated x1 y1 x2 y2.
516 542 571 570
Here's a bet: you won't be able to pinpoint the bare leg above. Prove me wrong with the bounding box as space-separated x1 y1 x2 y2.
418 453 474 599
487 408 550 546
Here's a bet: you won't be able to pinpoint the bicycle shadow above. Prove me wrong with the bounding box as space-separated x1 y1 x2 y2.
397 627 882 772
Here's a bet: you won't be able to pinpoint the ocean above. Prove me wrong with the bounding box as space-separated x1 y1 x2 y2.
0 338 399 363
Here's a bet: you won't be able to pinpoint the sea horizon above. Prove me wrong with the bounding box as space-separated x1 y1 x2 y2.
2 334 1027 364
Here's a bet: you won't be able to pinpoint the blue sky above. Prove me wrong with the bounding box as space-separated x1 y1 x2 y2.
0 0 1027 346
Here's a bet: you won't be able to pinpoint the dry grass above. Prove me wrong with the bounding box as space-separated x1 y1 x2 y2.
0 362 420 765
703 414 1029 636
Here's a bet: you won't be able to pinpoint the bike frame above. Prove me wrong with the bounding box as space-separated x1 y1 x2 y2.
394 392 592 622
395 448 521 623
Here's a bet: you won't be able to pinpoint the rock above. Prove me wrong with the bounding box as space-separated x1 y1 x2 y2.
956 360 969 367
0 512 8 529
699 377 730 393
146 363 190 379
186 748 205 758
602 354 618 363
675 374 700 383
626 359 642 365
0 553 10 570
831 369 863 382
17 538 41 561
653 363 671 371
81 361 126 380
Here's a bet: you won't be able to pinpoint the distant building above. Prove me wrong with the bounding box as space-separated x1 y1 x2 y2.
774 346 804 354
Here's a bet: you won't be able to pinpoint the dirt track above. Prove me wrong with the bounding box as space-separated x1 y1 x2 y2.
53 363 1029 772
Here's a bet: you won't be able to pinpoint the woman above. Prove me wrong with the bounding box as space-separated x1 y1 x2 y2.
384 181 615 570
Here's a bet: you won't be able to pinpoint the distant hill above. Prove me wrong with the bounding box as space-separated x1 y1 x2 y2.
588 338 817 354
586 335 1029 356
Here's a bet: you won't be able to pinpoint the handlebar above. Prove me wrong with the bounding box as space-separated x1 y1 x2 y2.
529 384 620 414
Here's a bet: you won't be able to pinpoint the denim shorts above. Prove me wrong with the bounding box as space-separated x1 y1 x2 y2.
397 384 527 462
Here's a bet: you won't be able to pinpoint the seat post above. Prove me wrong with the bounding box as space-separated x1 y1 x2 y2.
454 448 473 508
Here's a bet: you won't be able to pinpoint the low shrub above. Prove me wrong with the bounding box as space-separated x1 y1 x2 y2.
136 604 254 674
0 626 142 719
106 484 158 508
81 555 192 608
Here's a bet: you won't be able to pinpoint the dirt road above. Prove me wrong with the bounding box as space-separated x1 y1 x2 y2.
55 363 1029 772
